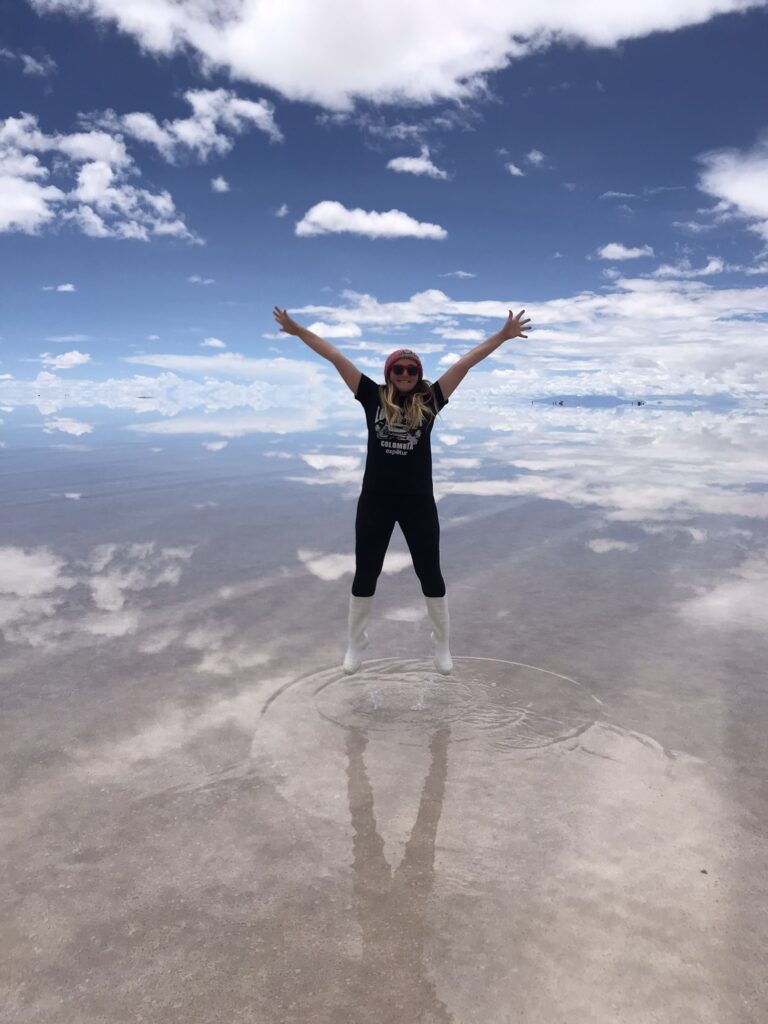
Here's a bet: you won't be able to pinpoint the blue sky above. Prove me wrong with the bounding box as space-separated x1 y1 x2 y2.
2 0 768 419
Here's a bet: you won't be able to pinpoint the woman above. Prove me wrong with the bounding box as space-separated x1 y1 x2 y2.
273 305 531 676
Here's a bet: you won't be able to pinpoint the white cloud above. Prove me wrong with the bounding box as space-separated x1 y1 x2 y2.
440 270 476 278
43 416 93 435
295 200 447 239
587 539 639 553
87 543 193 611
0 165 64 233
106 88 282 162
301 454 361 474
677 552 768 631
125 352 315 383
432 327 486 341
195 644 270 675
44 333 89 342
275 203 289 217
0 48 57 77
651 258 726 278
597 242 655 260
28 0 763 111
297 544 412 578
695 132 768 242
526 149 545 166
0 112 200 241
295 548 355 582
505 162 524 177
0 368 324 418
58 131 131 167
203 440 228 451
188 274 214 285
641 524 711 543
599 186 685 202
322 107 479 143
0 541 196 648
80 609 141 637
672 219 718 235
387 145 448 179
70 203 111 237
42 282 76 292
306 321 361 338
211 175 230 192
0 95 269 241
0 546 76 597
147 334 160 341
20 53 58 76
131 410 324 437
200 337 226 348
40 349 91 369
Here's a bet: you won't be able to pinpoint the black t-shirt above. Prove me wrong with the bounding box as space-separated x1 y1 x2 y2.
354 373 448 495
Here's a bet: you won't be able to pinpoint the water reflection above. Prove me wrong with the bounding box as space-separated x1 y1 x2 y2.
339 724 453 1023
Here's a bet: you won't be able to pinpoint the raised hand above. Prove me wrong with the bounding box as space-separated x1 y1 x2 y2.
273 306 303 336
500 308 531 341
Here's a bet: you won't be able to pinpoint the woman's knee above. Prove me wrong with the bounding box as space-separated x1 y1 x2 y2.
354 577 378 598
418 565 446 597
352 565 381 597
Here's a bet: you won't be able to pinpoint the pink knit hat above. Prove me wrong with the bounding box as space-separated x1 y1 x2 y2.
384 349 423 383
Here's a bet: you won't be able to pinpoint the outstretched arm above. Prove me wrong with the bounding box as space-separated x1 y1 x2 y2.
436 308 531 400
273 306 361 393
273 306 338 360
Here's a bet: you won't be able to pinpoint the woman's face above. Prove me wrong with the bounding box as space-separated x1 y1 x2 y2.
389 360 419 394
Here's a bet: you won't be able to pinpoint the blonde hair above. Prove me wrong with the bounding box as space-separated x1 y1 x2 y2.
379 378 441 431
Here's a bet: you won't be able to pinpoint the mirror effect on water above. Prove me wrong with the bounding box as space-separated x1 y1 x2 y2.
2 391 767 1022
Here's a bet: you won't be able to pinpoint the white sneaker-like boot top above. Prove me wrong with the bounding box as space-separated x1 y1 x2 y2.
424 595 453 675
343 594 373 675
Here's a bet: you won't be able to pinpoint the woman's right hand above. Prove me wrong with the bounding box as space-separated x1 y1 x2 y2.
273 306 303 336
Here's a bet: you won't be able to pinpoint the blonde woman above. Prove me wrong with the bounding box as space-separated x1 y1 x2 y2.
273 305 531 676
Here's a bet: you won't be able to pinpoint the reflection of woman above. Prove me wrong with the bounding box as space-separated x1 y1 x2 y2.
273 305 531 677
339 723 453 1023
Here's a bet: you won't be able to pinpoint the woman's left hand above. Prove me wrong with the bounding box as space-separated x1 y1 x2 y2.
500 309 531 341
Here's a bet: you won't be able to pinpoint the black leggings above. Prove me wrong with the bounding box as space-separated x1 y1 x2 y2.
352 490 446 598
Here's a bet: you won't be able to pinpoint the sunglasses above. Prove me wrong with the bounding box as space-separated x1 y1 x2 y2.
391 365 419 377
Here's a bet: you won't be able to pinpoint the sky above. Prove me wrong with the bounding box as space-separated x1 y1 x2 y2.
1 0 768 430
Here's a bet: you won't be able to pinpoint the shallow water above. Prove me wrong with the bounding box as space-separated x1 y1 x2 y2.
1 398 767 1022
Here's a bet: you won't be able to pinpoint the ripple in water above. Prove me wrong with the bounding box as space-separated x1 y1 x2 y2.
262 657 603 754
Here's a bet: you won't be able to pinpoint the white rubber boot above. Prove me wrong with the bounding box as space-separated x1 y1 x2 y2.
343 595 373 674
424 595 453 675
